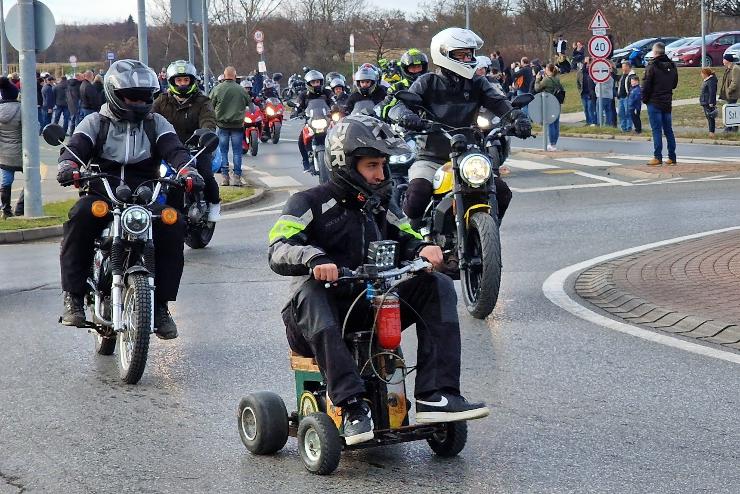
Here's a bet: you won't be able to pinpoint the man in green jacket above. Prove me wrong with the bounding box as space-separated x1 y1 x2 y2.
209 66 251 186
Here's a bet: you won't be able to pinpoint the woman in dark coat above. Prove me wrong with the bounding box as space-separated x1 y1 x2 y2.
699 68 718 137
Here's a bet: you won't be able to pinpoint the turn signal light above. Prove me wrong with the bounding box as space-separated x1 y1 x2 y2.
90 200 109 218
161 207 178 225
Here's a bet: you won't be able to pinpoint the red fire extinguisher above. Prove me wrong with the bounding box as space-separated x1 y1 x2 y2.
374 293 401 349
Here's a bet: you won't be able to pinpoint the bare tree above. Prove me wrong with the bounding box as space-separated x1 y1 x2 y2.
363 10 407 61
715 0 740 15
518 0 587 59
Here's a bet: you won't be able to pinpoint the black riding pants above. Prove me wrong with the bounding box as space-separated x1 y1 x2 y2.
282 271 462 406
195 153 220 204
60 195 186 302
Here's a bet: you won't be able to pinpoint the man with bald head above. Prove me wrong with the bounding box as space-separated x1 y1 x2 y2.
209 66 251 186
80 69 102 117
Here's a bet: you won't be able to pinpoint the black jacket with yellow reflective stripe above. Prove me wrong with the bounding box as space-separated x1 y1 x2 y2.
268 182 427 278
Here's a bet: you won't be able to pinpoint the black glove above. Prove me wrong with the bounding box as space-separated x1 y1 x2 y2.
510 110 532 138
177 165 205 193
184 128 212 147
400 112 425 131
57 160 79 186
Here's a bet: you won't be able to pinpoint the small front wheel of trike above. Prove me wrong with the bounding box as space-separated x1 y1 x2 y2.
427 421 468 457
237 391 289 455
297 413 342 475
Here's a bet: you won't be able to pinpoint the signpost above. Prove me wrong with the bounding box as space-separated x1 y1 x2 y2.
107 51 115 66
254 30 263 43
723 104 740 128
69 54 77 75
587 9 612 127
255 41 264 54
529 92 561 151
254 30 265 72
350 34 355 78
588 59 611 84
588 35 612 60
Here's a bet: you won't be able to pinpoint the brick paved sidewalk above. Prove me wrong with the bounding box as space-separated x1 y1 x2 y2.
575 231 740 350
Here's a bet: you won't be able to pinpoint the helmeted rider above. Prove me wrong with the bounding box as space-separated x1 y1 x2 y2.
58 59 202 339
240 79 253 98
329 77 349 111
262 79 279 99
383 28 532 224
295 70 333 173
268 114 490 445
344 65 388 115
387 48 429 95
152 60 221 222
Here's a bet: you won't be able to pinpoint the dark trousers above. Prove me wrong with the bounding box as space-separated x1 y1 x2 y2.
631 108 642 133
60 195 186 302
298 130 310 168
283 272 462 406
196 153 220 204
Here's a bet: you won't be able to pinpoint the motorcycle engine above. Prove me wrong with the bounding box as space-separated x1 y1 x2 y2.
93 251 112 294
188 202 207 223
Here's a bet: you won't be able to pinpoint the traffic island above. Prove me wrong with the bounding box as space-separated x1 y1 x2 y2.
607 162 740 180
575 230 740 350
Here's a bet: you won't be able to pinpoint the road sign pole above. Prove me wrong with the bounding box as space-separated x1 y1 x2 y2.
598 82 604 127
186 0 193 62
701 0 706 67
0 0 8 76
18 0 42 217
137 0 148 66
542 94 548 151
201 0 210 93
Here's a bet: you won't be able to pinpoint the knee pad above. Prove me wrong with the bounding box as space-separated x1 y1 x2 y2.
403 178 433 220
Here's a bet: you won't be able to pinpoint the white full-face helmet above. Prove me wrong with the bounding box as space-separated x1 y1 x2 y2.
430 27 484 80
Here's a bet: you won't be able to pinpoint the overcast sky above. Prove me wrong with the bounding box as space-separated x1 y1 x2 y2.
4 0 422 25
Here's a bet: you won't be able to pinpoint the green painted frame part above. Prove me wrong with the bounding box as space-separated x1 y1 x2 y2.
293 369 324 410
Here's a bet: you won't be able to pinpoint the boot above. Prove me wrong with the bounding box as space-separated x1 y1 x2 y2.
0 187 12 219
13 189 23 217
61 292 86 326
154 302 178 340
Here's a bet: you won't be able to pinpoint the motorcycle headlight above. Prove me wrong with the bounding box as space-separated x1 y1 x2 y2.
266 107 275 116
244 117 252 123
159 163 169 178
121 206 151 238
389 152 415 164
459 153 492 187
476 115 491 129
311 118 328 131
331 112 341 122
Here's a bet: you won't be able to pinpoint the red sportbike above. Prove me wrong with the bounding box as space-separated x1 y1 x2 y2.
260 97 284 144
242 104 263 156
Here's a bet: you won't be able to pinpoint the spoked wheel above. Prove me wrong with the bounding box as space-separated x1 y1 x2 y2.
460 211 502 319
297 413 341 475
271 122 281 144
250 132 259 156
117 273 151 384
237 391 289 455
185 221 216 249
427 421 467 457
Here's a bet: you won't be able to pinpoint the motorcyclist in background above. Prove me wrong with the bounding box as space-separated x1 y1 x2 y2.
240 79 254 98
262 79 279 99
295 70 334 173
152 60 221 222
387 49 429 95
383 28 532 224
330 78 350 111
344 65 388 115
58 60 201 340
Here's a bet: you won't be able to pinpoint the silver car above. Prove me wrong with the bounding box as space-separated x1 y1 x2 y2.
724 43 740 63
644 37 698 64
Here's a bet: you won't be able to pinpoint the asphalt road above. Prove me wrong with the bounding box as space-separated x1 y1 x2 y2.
1 119 739 493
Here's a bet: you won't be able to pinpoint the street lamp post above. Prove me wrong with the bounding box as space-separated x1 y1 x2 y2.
137 0 148 66
701 0 706 67
0 0 8 75
465 0 470 29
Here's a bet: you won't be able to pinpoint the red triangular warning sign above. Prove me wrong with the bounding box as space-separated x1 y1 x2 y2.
588 9 610 30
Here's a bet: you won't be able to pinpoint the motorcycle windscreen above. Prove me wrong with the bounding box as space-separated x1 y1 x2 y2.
305 98 330 119
350 99 376 115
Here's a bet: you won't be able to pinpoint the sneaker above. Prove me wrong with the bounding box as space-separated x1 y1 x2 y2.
61 292 86 326
646 158 661 166
546 144 557 152
207 202 221 222
232 174 246 187
415 393 490 424
221 174 230 186
589 124 597 127
302 161 311 172
341 398 374 445
154 303 178 340
665 158 677 166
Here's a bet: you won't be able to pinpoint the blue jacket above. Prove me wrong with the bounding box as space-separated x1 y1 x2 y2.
628 85 641 111
41 83 55 110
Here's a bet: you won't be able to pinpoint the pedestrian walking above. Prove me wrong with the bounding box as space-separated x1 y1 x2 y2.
66 74 82 135
719 54 740 132
577 58 597 125
52 76 70 131
41 76 55 128
641 42 678 166
209 66 251 186
534 63 564 151
0 77 23 218
699 68 718 138
80 70 101 117
617 61 635 132
514 57 534 115
628 75 642 134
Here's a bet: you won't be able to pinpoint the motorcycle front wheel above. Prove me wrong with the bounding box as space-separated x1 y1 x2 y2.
271 122 281 144
185 221 216 249
117 273 152 384
461 212 501 320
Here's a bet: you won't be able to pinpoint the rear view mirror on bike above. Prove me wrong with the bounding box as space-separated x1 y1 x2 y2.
42 124 67 146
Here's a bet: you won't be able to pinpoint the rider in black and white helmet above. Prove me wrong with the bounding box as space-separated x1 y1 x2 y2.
344 65 387 115
329 77 349 110
295 70 334 172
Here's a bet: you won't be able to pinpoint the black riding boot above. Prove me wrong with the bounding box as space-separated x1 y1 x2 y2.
13 189 24 216
0 187 12 218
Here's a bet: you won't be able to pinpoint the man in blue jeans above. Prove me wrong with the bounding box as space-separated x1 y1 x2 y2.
577 58 597 125
641 42 678 166
209 66 251 186
617 61 635 132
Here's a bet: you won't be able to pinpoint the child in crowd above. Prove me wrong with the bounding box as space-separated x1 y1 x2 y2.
628 75 642 134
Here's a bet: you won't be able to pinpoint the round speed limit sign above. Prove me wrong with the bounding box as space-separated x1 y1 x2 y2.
588 35 612 59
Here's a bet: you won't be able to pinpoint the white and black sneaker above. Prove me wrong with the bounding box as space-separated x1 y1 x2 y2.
341 398 374 446
415 393 489 423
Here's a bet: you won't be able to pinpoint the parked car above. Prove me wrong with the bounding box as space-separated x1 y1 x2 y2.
611 37 681 67
672 31 740 67
644 37 698 64
724 43 740 63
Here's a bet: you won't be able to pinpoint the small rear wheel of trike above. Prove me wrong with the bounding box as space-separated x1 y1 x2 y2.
237 391 289 455
427 421 468 457
297 412 342 475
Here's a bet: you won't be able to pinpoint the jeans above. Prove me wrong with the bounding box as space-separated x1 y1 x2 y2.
646 104 676 161
548 116 560 146
1 168 15 187
37 106 44 132
53 105 70 131
598 98 615 126
217 127 243 176
517 89 530 116
581 96 596 124
618 98 632 131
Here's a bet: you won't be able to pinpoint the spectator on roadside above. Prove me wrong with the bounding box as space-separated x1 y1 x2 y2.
93 74 105 104
642 42 678 165
158 68 168 93
514 57 534 114
52 76 70 132
209 66 251 187
66 73 82 135
9 73 20 90
534 63 565 151
36 72 44 131
79 70 101 116
628 75 642 134
700 68 718 138
719 53 740 133
617 61 636 132
0 77 23 218
41 76 55 128
554 34 568 56
572 41 585 66
595 68 615 126
577 58 597 126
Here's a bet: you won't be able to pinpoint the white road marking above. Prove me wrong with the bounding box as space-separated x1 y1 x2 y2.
281 138 299 142
505 159 558 170
259 176 303 188
223 208 282 220
556 157 622 168
647 177 684 185
607 154 733 164
542 226 740 365
572 170 633 186
510 183 615 193
632 179 651 183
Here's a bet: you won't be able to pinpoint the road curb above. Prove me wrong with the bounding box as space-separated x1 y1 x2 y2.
0 188 267 245
574 238 740 351
560 132 740 146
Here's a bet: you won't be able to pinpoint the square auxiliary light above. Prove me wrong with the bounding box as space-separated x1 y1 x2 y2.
367 240 398 271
